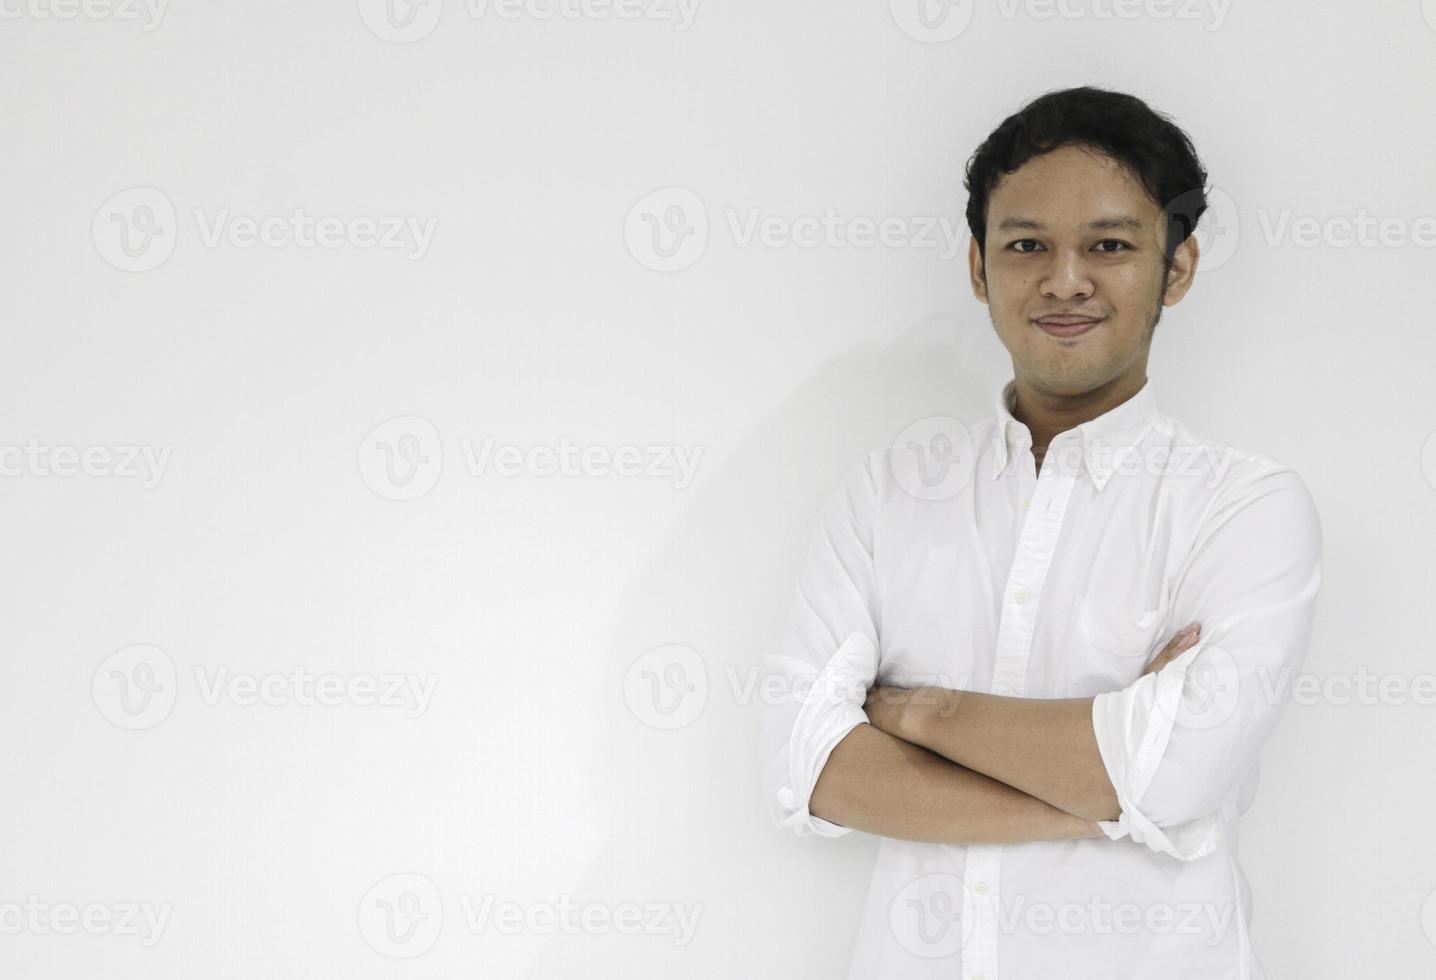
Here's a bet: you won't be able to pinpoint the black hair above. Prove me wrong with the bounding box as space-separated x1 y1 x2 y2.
964 86 1209 272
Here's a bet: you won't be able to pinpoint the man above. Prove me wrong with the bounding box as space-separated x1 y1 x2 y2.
761 86 1322 978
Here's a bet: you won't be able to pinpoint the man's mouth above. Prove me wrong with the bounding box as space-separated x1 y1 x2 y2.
1033 315 1103 338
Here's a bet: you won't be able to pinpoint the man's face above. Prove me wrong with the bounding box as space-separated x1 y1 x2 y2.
969 143 1198 398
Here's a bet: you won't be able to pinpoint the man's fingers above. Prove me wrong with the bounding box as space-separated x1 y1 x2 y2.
1141 622 1202 676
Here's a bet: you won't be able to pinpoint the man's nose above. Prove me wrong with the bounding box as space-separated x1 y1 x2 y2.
1040 251 1095 299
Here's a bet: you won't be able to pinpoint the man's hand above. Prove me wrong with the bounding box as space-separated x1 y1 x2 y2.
1140 621 1202 677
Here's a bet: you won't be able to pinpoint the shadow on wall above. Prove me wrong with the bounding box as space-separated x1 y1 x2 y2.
519 309 1010 978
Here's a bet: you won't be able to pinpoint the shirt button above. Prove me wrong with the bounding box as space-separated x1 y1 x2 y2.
1024 498 1031 510
996 685 1016 696
1014 589 1029 604
973 881 989 895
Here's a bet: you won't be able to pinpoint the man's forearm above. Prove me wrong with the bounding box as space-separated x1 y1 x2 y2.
808 722 1106 845
866 688 1121 823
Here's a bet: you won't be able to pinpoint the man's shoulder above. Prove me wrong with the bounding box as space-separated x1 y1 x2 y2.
852 415 1002 499
1158 412 1305 479
1158 415 1320 533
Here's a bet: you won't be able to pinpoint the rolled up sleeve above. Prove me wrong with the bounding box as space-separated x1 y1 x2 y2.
760 453 883 837
1091 462 1323 861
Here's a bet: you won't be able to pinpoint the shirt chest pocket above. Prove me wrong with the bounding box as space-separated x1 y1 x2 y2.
1061 594 1171 694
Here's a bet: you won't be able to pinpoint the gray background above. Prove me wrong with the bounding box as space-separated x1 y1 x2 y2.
3 0 1434 976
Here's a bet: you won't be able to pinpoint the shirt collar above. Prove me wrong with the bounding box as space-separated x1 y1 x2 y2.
990 377 1163 491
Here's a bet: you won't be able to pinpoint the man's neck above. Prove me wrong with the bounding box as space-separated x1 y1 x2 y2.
1011 373 1148 470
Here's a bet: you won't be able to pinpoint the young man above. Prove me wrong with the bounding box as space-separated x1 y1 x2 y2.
762 86 1322 977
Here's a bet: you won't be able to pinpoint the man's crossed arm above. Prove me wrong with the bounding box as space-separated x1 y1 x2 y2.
808 623 1202 843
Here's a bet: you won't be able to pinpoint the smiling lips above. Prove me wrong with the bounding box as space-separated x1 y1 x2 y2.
1034 315 1103 338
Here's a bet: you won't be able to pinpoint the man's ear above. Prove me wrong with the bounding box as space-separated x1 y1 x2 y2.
1161 233 1200 306
968 235 989 304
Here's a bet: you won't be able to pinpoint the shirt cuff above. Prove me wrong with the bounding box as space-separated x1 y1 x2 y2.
1091 642 1222 861
774 632 879 837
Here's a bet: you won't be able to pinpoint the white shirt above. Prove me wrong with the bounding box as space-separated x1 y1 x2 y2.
761 376 1323 979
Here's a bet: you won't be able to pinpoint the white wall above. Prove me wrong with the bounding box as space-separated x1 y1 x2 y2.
2 1 1433 976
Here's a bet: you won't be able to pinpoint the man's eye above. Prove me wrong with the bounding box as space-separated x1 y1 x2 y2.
1094 240 1131 253
1009 240 1041 253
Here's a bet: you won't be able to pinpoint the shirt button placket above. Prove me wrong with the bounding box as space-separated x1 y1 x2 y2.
964 461 1077 979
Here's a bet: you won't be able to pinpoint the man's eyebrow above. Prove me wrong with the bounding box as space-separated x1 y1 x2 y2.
995 215 1147 233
